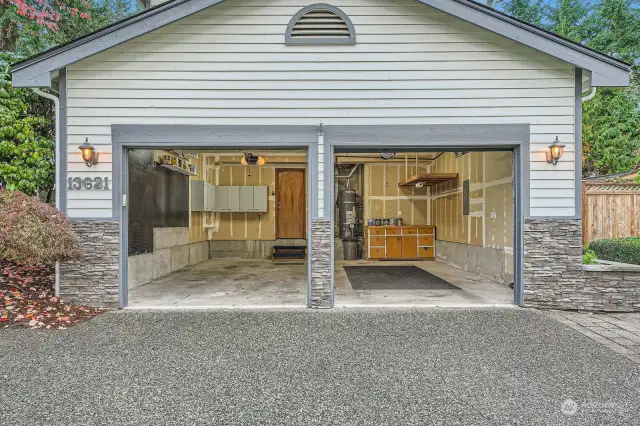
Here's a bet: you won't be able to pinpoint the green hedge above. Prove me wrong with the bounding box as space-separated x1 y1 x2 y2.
587 238 640 266
582 249 597 265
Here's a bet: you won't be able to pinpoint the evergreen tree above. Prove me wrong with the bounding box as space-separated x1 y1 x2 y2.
582 87 640 176
581 0 640 67
546 0 589 41
0 1 136 199
502 0 545 26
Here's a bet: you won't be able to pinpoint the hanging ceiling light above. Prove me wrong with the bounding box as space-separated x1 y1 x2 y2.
241 153 265 166
380 152 395 160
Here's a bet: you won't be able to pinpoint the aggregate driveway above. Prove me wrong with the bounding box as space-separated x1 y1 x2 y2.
2 308 639 425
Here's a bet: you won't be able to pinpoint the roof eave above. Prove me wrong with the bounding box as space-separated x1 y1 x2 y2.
11 0 631 89
416 0 630 87
12 0 225 88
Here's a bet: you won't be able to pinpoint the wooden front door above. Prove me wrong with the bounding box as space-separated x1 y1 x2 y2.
276 169 305 239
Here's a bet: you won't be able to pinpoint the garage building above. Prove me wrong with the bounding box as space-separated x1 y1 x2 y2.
12 0 639 311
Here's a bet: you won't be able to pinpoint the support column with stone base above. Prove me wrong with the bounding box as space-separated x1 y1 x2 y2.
310 218 332 308
59 220 120 308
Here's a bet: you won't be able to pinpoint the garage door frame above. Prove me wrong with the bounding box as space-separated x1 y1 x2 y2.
325 124 530 306
111 125 319 308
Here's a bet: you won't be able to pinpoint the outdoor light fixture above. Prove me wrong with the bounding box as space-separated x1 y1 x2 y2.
79 138 99 167
240 153 265 166
546 136 566 165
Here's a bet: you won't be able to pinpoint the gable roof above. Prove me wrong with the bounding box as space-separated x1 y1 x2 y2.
12 0 631 88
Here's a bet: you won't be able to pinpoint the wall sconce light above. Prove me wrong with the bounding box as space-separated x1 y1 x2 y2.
240 153 265 166
79 138 99 167
546 136 565 165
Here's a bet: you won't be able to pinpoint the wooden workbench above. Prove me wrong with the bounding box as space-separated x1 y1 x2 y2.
365 226 435 260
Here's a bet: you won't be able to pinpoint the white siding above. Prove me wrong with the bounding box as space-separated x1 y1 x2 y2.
66 0 576 219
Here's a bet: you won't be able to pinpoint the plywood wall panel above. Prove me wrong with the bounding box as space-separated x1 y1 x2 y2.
370 199 384 221
430 151 512 249
485 151 512 182
385 166 400 197
363 163 431 225
370 166 385 197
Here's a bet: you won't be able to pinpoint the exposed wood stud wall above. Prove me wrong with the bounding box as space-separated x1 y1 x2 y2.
364 163 429 225
188 155 307 242
429 152 513 249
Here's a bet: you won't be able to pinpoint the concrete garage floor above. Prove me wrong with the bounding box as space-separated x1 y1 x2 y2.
336 260 514 307
3 309 639 425
129 258 513 308
128 259 307 307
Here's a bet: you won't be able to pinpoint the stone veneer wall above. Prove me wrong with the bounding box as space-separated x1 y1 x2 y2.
310 219 332 308
60 221 120 308
524 218 640 312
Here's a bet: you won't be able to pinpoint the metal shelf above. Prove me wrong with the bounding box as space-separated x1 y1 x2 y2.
160 163 197 176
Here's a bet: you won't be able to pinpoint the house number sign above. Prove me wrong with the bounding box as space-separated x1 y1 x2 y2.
67 177 110 190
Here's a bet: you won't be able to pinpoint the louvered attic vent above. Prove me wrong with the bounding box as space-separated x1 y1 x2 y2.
286 4 356 45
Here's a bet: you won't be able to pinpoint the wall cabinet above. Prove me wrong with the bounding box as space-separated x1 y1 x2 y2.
190 181 216 212
365 226 435 260
226 186 241 212
253 186 268 212
192 184 269 213
209 185 268 213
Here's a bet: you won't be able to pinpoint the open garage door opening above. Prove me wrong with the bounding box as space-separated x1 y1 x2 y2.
125 148 309 308
333 150 515 307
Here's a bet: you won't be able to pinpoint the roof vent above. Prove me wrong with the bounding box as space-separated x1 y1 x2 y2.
286 4 356 45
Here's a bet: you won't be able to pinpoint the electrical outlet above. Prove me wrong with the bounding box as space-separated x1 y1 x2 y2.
491 210 497 219
397 210 402 216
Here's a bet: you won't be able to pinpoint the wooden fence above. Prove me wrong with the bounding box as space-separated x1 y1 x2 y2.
582 181 640 244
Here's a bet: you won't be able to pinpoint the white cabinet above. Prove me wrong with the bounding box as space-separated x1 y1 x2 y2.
240 187 254 211
253 186 268 212
206 184 216 211
227 186 241 212
191 181 216 212
212 185 268 213
214 186 229 212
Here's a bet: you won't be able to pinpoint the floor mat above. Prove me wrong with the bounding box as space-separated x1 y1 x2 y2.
343 266 460 290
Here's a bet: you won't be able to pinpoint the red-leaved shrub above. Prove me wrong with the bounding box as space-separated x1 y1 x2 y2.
0 190 82 264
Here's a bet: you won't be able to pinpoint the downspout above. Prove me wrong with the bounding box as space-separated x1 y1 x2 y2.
32 88 61 297
582 87 597 102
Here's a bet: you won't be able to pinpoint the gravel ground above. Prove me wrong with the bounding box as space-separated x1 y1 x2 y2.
1 308 639 425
